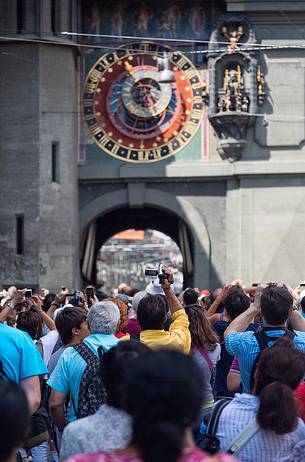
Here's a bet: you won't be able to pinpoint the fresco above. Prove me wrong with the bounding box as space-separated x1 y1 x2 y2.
81 0 218 41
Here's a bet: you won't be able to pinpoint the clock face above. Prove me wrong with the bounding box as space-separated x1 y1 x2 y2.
83 42 204 163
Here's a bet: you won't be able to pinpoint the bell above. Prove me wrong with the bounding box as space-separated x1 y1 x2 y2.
157 53 176 84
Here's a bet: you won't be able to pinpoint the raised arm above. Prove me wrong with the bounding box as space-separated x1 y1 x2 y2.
46 289 69 318
31 295 56 330
206 284 231 317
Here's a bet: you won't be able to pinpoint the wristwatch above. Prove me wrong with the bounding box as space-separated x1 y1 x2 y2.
6 301 15 310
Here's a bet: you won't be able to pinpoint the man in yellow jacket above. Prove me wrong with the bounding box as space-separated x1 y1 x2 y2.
137 267 191 353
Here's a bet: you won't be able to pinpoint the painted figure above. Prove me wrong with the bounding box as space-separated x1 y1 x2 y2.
111 5 124 36
159 4 181 38
136 4 153 35
190 5 205 38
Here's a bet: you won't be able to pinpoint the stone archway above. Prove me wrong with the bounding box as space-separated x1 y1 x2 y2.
80 186 211 288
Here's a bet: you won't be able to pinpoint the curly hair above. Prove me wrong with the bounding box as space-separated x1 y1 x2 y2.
104 297 128 332
185 304 219 351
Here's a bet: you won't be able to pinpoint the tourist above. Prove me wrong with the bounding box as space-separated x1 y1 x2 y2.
185 304 220 414
224 284 305 392
48 301 120 429
0 380 31 462
63 350 239 462
216 340 305 461
48 306 89 375
60 340 149 461
136 266 191 352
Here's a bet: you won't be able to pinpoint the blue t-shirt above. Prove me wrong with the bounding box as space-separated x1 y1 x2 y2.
47 333 119 421
225 329 305 392
0 323 48 382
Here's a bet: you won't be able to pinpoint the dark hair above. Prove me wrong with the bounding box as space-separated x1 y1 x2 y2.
183 288 199 306
55 307 87 345
16 311 43 340
137 294 168 330
254 339 305 434
260 285 293 325
300 297 305 314
224 286 251 320
42 293 56 312
0 380 30 460
185 304 219 351
101 340 149 409
126 350 203 462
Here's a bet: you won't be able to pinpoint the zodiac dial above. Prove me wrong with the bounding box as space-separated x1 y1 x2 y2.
83 42 204 163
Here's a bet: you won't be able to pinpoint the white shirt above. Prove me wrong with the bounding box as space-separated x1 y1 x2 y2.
60 404 132 461
216 393 305 462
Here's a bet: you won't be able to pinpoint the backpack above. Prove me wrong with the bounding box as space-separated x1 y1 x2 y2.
197 398 259 455
254 328 295 351
250 328 296 379
72 343 106 419
197 399 231 454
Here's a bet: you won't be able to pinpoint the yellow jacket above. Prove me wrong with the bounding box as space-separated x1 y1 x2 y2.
139 308 191 353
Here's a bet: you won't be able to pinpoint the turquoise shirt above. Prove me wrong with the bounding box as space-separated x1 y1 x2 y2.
0 323 47 382
47 333 119 421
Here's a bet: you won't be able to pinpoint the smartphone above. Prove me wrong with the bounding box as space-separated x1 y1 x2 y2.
86 287 94 300
25 289 32 298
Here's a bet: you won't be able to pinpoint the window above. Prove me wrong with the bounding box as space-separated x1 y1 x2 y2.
51 0 57 35
16 0 25 34
16 215 24 255
51 142 59 183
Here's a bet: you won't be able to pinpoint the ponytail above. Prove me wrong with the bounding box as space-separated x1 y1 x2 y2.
134 421 184 462
257 381 298 434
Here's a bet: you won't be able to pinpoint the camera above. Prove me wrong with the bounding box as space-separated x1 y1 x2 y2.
145 264 168 286
25 289 32 298
69 290 83 307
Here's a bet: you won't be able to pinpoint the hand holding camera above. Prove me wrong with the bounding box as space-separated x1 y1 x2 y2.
144 264 173 288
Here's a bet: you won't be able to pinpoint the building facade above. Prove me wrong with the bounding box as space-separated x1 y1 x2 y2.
1 0 305 291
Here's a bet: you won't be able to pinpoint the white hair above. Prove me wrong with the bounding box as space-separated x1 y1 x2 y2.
87 301 120 334
132 291 147 313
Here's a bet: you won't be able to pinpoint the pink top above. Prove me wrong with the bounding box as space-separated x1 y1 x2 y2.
229 356 240 374
64 448 239 462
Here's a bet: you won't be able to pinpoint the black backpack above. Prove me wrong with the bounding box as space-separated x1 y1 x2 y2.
254 328 295 351
197 399 232 454
72 343 106 419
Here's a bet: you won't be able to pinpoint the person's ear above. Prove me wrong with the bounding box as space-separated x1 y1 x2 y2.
72 327 79 338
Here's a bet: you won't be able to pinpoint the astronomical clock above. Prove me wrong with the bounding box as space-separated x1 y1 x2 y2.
83 42 204 163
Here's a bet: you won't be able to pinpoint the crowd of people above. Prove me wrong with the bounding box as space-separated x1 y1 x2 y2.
1 269 305 462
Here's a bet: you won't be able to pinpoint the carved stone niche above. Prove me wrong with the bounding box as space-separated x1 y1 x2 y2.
207 15 265 161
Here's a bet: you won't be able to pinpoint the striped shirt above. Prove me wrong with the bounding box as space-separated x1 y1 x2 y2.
216 393 305 462
225 329 305 392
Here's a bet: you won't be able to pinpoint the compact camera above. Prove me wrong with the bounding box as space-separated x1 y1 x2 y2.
145 264 168 286
69 290 83 306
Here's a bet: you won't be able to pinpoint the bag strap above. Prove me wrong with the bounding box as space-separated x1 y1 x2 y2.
255 329 296 352
73 343 99 364
196 346 213 372
225 419 260 455
205 399 232 438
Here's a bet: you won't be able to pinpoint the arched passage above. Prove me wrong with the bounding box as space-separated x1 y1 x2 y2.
80 187 211 288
